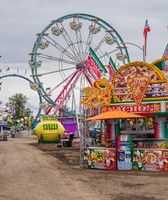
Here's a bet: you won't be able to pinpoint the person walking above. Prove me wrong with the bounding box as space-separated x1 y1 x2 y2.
92 128 97 146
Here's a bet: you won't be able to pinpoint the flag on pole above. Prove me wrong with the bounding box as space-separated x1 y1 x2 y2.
143 20 151 56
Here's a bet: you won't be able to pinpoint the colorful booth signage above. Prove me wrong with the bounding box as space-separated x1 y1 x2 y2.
101 103 161 113
111 61 168 104
81 77 112 108
84 147 116 170
133 149 168 171
127 76 150 106
116 135 132 170
154 117 168 139
82 61 168 108
132 140 168 149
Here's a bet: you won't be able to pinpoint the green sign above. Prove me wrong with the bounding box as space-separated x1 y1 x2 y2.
43 123 58 130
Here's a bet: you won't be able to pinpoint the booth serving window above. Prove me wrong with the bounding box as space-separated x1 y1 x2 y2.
120 117 154 139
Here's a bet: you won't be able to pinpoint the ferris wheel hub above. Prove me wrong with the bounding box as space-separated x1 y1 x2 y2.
76 60 90 70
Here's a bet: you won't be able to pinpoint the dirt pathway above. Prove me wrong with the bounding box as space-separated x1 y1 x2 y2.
0 137 101 200
1 137 168 200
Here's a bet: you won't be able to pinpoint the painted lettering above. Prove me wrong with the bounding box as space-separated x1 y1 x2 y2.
106 104 158 113
43 123 58 130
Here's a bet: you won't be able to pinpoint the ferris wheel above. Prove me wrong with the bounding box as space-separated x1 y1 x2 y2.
29 13 130 115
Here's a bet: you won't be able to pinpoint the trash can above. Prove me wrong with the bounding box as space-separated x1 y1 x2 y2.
3 134 8 141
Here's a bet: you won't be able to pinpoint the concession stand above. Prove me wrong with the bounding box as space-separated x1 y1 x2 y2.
81 59 168 171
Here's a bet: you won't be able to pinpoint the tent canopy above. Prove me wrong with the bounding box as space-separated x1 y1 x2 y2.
85 110 144 121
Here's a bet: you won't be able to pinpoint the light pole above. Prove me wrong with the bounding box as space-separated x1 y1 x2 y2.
120 42 145 62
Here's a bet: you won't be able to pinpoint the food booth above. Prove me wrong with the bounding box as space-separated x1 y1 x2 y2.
81 59 168 171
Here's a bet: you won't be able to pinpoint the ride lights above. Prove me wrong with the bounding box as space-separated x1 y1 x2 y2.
29 83 39 90
116 52 127 61
37 60 42 68
39 102 47 109
51 27 64 36
38 41 49 50
28 60 42 68
69 22 82 31
105 36 116 45
89 25 101 34
28 60 35 68
47 103 53 108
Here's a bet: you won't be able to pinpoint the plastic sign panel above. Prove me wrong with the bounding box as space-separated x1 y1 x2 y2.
81 77 112 108
84 147 116 170
127 76 150 106
133 149 168 171
116 135 132 170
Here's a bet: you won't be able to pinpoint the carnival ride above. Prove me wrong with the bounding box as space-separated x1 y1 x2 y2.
0 74 42 121
0 13 130 141
33 115 65 143
29 13 130 116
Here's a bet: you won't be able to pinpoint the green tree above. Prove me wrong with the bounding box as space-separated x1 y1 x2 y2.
8 93 28 120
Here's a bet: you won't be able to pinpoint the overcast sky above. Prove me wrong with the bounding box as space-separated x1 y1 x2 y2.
0 0 168 116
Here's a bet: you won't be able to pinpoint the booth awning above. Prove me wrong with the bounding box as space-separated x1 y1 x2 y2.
85 110 144 121
136 112 154 117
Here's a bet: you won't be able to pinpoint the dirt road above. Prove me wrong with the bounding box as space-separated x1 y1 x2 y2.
1 136 168 200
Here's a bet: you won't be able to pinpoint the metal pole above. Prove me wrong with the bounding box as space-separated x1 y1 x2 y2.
142 45 146 62
120 42 144 62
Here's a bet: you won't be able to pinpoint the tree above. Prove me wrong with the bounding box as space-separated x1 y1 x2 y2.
8 93 28 120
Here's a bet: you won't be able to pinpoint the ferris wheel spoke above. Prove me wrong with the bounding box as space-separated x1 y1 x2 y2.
83 71 94 86
99 48 119 59
37 53 76 65
74 17 85 60
74 31 84 61
46 69 82 114
94 33 109 52
31 66 76 77
83 32 93 59
47 70 78 94
43 36 78 62
83 20 101 58
53 68 85 114
59 22 83 62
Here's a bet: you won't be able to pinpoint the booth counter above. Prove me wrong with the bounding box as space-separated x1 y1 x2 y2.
133 148 168 171
84 147 116 170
